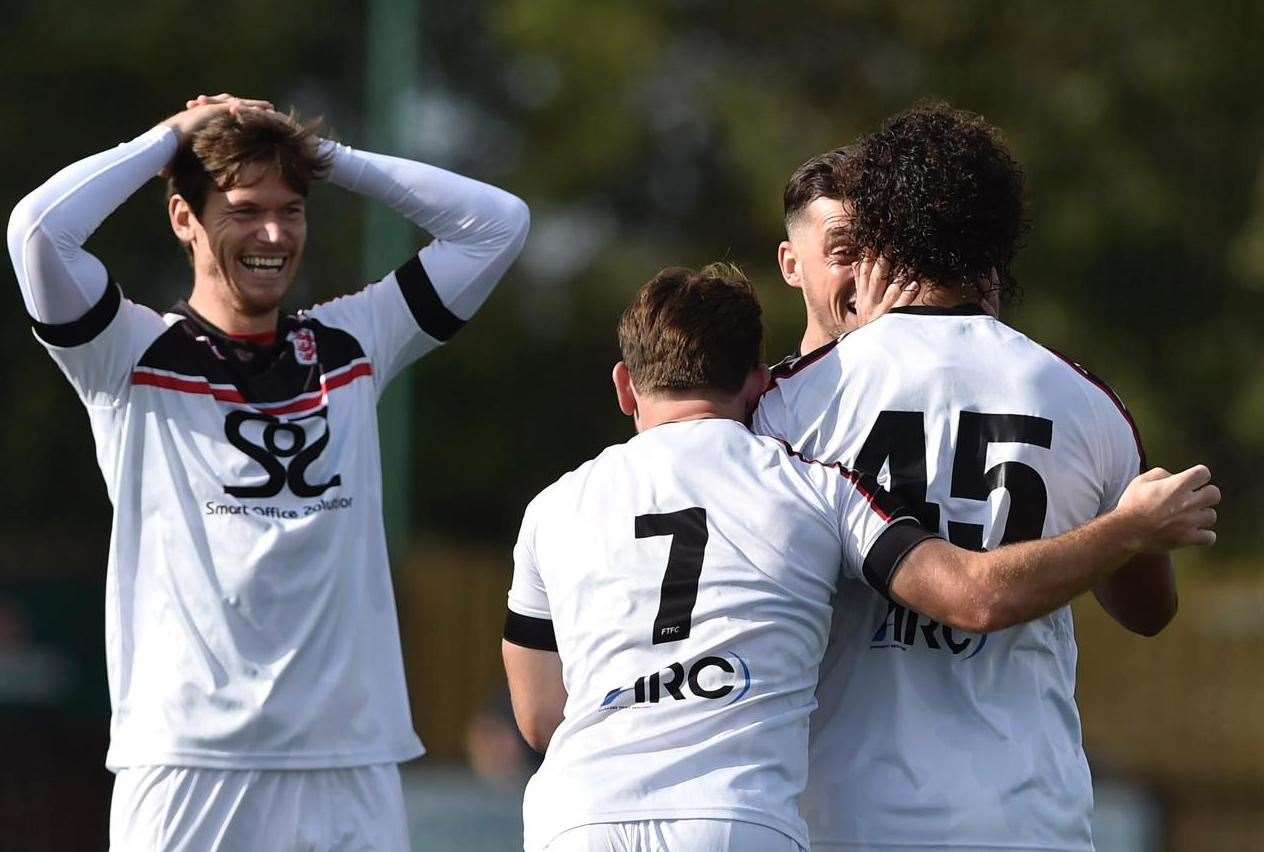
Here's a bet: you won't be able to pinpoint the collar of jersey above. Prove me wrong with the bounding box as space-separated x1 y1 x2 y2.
887 304 989 317
170 300 299 353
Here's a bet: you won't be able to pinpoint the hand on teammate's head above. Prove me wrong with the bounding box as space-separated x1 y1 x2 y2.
850 254 920 328
1116 464 1220 552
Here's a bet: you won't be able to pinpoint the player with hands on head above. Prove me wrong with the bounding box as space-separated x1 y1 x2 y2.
756 102 1196 852
8 92 528 851
500 263 1217 852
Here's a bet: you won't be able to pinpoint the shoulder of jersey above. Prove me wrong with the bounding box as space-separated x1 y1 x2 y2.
765 338 840 395
527 440 632 507
1040 344 1147 466
769 435 911 521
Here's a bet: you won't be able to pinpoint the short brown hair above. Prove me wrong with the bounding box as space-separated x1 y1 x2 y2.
617 263 763 395
783 147 849 231
166 109 331 219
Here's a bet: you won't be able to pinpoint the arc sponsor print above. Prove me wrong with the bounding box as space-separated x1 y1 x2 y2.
600 651 752 710
871 602 988 659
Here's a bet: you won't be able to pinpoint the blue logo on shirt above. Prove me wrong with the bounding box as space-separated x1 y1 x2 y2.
870 602 988 659
600 652 752 710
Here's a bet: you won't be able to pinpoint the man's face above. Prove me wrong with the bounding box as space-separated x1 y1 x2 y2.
185 166 308 318
780 196 863 340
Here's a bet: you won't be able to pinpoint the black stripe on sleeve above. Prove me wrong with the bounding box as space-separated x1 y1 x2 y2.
504 610 558 652
30 279 122 347
862 519 939 596
394 254 466 342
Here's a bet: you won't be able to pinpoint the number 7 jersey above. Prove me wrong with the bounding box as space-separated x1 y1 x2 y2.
753 305 1145 852
505 419 931 852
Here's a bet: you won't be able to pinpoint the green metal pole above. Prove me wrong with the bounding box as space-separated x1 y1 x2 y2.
364 0 420 561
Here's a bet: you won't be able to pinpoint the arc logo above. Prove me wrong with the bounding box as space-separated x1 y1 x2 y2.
599 652 751 711
223 409 341 499
870 602 988 659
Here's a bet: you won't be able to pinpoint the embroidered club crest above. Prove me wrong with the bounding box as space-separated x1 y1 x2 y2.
287 328 319 366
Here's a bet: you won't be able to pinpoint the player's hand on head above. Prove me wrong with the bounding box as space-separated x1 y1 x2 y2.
184 93 276 113
162 94 276 145
1116 464 1220 552
852 255 919 327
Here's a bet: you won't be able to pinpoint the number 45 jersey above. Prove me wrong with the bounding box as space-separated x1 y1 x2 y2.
32 259 459 771
505 419 931 851
754 305 1145 852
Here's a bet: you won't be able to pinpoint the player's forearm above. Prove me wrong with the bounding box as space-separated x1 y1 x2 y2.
8 125 176 323
323 142 529 319
962 512 1143 632
1093 552 1178 636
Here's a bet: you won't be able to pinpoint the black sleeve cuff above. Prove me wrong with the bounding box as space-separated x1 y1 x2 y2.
30 279 122 347
504 610 557 651
394 254 465 342
863 518 940 596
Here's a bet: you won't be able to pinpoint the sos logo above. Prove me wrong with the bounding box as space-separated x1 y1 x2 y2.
223 409 341 499
600 653 751 711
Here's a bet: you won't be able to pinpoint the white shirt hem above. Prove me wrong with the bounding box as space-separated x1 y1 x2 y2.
104 738 424 772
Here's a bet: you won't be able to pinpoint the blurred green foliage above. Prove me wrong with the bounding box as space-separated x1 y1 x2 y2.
3 0 1261 568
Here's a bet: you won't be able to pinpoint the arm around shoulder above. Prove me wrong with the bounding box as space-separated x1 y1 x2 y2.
890 466 1216 634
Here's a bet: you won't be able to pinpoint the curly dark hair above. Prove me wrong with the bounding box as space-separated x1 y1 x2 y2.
786 103 1028 303
848 103 1027 300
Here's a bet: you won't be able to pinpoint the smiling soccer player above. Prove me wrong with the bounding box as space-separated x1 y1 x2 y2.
8 94 528 850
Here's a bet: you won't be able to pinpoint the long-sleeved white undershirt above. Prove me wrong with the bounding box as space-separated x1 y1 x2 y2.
7 125 529 326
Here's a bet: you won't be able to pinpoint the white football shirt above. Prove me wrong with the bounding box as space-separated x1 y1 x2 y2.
10 126 530 770
39 270 452 769
505 418 933 851
754 305 1145 851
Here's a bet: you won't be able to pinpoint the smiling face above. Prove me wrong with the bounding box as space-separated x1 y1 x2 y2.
170 164 307 329
778 196 862 350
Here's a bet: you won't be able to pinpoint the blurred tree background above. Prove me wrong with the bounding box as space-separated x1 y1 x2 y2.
1 0 1261 848
2 0 1260 557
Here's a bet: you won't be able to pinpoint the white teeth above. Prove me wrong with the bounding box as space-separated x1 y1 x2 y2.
240 256 285 270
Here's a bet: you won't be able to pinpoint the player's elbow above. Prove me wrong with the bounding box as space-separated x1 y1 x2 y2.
918 552 1022 634
486 191 530 256
7 192 41 266
940 598 1011 635
514 710 559 753
943 574 1026 635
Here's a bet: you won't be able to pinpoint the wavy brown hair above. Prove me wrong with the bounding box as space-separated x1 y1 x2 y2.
166 109 331 220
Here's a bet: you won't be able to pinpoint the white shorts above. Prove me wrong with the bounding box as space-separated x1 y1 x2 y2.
543 819 805 852
109 763 409 851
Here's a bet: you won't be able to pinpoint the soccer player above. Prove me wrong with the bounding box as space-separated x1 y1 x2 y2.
501 264 1216 852
755 103 1188 851
7 94 528 850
